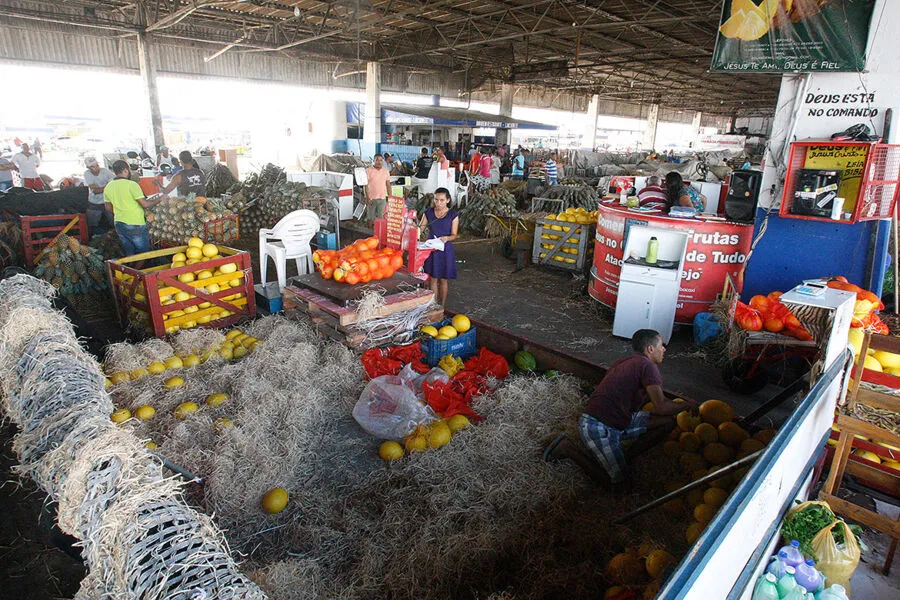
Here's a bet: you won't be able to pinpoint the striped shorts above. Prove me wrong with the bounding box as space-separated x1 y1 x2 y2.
579 412 649 483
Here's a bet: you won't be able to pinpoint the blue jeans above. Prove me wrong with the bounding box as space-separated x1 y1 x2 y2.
114 222 151 256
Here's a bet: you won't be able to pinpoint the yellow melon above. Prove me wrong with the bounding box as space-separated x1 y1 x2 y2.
699 400 734 427
676 410 701 432
718 422 750 447
679 431 702 453
703 442 733 465
693 503 717 525
685 487 705 508
694 422 718 444
740 438 766 454
753 428 777 444
703 487 729 508
261 487 288 514
379 441 404 461
645 549 676 580
685 522 704 545
864 354 883 372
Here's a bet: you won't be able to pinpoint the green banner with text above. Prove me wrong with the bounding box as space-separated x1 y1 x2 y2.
711 0 876 72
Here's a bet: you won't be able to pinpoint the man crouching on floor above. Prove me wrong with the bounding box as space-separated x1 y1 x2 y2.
543 329 695 487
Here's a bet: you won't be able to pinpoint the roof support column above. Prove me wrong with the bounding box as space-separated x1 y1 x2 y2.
586 94 601 150
496 82 514 147
136 31 165 154
363 61 381 144
690 111 702 148
643 104 659 151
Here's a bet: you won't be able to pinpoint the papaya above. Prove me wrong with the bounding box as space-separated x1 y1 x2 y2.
514 350 536 371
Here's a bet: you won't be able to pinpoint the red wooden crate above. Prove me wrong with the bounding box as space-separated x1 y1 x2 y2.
106 244 256 337
20 213 88 267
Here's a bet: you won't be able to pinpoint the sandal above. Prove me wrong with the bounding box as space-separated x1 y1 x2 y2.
542 433 567 462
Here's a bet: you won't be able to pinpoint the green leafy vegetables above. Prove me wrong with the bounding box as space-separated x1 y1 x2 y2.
781 502 862 558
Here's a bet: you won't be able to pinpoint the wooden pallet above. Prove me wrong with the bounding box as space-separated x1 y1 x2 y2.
283 283 440 347
283 284 435 326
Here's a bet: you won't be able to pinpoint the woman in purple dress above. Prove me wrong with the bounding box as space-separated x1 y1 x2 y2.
421 187 459 307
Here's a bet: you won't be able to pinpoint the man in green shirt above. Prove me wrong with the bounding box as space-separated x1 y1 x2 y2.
104 160 163 256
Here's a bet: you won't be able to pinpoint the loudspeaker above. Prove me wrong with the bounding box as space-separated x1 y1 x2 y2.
725 170 763 223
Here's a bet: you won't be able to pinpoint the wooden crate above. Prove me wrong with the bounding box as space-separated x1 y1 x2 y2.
531 217 594 271
20 213 88 267
107 245 255 337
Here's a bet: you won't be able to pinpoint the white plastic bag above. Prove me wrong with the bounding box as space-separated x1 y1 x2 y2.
352 375 436 440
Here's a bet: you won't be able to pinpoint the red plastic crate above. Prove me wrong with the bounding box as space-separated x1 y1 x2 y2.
203 214 240 244
20 213 88 267
107 244 256 337
779 140 900 224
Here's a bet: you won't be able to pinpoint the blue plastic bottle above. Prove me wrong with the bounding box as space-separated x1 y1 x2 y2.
766 550 791 579
776 566 798 598
751 573 780 600
778 540 805 568
794 559 822 593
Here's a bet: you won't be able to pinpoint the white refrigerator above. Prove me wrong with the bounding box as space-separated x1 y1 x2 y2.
612 226 689 343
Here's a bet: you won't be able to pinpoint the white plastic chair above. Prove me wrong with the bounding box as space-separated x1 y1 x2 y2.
259 209 320 291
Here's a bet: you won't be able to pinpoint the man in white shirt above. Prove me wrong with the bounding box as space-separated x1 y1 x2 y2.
83 156 116 233
12 143 43 190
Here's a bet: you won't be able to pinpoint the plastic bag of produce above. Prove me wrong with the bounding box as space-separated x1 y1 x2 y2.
353 375 436 439
810 520 860 593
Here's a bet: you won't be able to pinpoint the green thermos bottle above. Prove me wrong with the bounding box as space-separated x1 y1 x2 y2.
646 236 659 264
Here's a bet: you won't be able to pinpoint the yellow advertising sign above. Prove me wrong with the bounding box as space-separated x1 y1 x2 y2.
802 145 869 211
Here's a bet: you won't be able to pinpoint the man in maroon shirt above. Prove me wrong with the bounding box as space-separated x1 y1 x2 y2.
544 329 692 486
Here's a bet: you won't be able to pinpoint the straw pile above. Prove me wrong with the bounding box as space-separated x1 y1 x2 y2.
102 314 688 599
0 273 267 600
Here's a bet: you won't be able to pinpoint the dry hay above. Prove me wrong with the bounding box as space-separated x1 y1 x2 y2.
104 315 691 599
111 318 687 600
0 274 268 600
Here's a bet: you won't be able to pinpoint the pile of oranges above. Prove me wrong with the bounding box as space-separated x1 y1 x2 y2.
312 236 405 284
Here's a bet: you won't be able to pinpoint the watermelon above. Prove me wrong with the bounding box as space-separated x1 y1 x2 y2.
543 370 560 379
514 350 536 371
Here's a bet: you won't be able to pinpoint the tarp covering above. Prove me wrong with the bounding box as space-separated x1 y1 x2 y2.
347 102 558 131
299 153 367 174
0 186 90 216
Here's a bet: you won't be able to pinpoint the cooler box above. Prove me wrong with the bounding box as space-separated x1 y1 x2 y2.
316 230 337 250
255 282 283 313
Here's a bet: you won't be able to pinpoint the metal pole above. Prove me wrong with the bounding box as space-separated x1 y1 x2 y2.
136 30 165 154
614 450 763 524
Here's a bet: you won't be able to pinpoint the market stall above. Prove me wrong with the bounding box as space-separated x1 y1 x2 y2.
589 201 754 323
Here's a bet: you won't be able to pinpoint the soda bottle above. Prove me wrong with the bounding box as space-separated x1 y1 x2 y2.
776 566 798 598
751 573 780 600
765 550 791 579
794 559 822 593
778 540 805 568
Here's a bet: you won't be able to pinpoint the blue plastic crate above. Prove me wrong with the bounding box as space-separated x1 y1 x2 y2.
421 318 477 366
316 230 337 250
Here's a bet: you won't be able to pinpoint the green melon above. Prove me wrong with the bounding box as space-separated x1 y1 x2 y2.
514 350 537 371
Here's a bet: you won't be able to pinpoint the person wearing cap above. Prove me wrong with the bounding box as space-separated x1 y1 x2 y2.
83 157 115 234
157 145 176 170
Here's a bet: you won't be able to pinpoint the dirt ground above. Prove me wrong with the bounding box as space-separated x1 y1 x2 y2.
1 224 896 597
